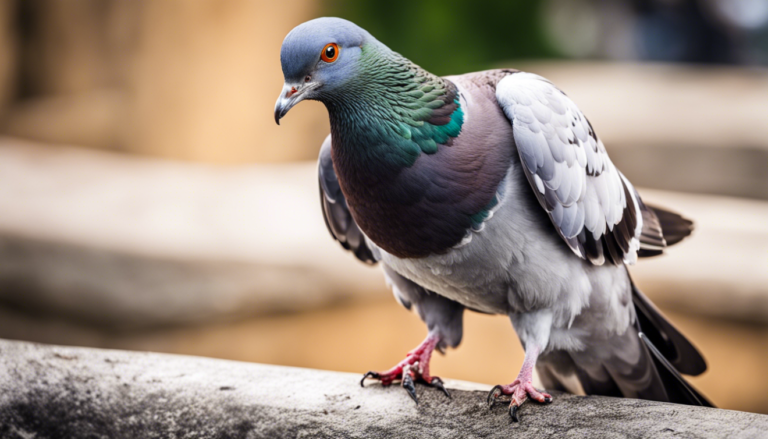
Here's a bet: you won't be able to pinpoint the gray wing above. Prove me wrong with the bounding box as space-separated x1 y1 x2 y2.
496 72 669 265
318 135 377 264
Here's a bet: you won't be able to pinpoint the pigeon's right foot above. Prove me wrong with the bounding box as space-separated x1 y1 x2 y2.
360 332 450 404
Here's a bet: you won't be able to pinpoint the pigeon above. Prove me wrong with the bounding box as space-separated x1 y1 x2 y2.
275 17 712 421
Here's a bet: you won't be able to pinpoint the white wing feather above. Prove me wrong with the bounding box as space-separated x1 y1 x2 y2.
496 72 642 265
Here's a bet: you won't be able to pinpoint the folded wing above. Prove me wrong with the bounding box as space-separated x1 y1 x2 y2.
318 135 378 264
496 72 688 265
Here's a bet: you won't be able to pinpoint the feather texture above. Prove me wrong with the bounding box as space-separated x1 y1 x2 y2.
285 18 709 410
536 277 711 407
632 280 707 376
383 265 464 349
330 73 513 258
318 136 378 264
496 72 641 266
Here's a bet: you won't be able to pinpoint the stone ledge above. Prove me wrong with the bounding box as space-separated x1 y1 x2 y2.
0 339 765 439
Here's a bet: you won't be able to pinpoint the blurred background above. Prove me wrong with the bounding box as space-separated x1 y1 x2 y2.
0 0 767 415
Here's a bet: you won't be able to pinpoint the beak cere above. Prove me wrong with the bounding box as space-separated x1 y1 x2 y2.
274 84 302 125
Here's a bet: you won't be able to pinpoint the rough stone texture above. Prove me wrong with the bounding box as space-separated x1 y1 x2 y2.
0 339 765 439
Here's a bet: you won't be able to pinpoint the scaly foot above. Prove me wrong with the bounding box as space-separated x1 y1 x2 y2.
487 379 552 422
360 332 450 403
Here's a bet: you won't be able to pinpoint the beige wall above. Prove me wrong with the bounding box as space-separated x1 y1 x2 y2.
2 0 328 163
0 1 17 121
122 0 328 163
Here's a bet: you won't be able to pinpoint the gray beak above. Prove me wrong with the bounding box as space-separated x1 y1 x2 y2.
274 83 303 125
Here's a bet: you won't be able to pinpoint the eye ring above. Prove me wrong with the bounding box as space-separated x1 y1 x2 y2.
321 43 339 63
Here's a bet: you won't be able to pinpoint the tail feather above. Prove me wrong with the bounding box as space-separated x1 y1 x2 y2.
637 202 694 258
538 330 674 404
632 282 707 376
537 280 712 407
648 204 694 246
640 333 714 407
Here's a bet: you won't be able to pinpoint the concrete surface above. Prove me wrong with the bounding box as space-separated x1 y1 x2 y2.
3 298 768 415
1 339 766 439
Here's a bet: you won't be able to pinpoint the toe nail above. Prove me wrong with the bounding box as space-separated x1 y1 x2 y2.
431 378 451 399
403 375 418 404
487 385 502 406
360 371 377 387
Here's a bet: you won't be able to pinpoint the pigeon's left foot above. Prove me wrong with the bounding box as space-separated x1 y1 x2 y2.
487 345 551 422
360 332 450 403
487 380 552 422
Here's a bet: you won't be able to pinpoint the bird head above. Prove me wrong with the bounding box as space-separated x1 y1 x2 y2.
274 17 372 125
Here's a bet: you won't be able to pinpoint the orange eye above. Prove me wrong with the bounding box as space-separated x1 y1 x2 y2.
321 43 339 63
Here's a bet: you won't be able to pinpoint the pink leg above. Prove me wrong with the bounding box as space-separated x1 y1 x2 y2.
360 332 450 403
487 345 552 422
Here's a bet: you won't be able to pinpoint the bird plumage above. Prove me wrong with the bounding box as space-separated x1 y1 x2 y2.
278 17 710 414
496 72 643 266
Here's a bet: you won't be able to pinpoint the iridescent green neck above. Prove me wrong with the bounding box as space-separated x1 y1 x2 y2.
324 43 463 170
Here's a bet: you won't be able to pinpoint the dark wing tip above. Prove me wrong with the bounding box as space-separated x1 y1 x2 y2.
318 138 379 265
646 203 694 247
639 333 714 407
637 200 694 259
632 281 708 376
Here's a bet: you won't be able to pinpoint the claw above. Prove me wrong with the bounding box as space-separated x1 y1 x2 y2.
510 404 520 422
360 371 379 388
431 377 451 399
402 372 418 404
544 395 552 404
359 333 446 403
487 384 504 407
